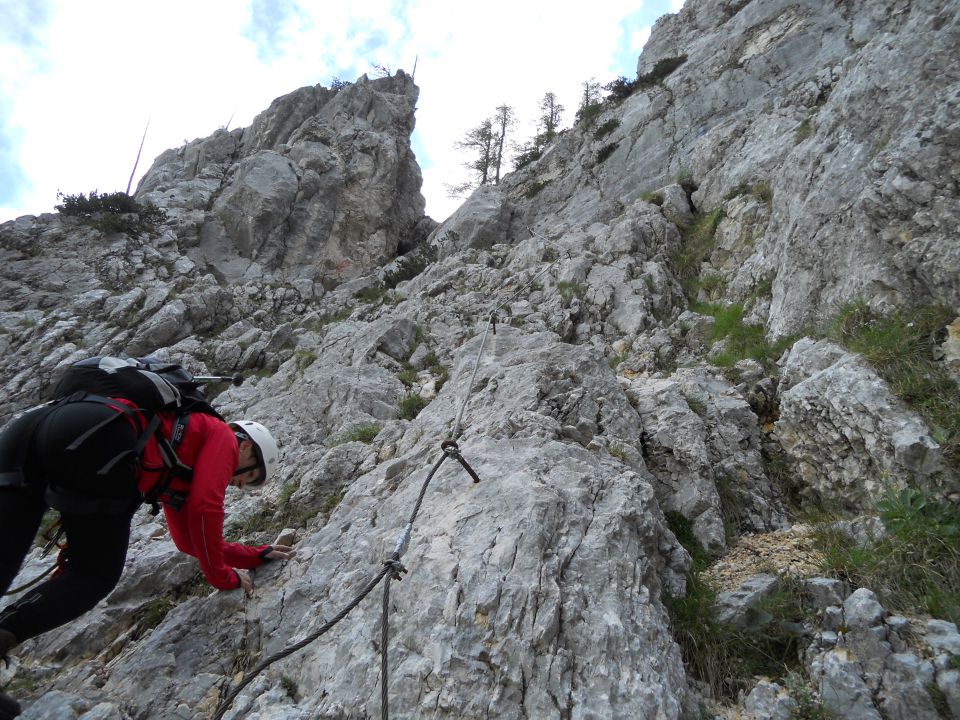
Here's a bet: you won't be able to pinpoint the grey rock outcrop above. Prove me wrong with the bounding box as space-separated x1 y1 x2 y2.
776 337 956 508
138 72 432 286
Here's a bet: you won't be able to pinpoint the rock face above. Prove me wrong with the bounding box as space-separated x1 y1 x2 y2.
0 1 958 719
776 338 957 508
137 71 434 286
501 0 959 339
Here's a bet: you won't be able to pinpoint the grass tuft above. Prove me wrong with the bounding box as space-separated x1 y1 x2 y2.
398 393 427 420
827 302 959 466
815 488 960 623
664 511 806 702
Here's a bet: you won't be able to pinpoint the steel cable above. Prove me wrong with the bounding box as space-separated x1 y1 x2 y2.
214 227 555 718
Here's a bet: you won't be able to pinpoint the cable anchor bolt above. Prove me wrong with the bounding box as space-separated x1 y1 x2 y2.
440 439 481 484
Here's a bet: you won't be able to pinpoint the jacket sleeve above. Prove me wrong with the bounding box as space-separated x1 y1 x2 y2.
165 421 266 589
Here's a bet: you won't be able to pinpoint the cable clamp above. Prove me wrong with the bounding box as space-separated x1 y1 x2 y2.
392 523 413 558
384 558 408 581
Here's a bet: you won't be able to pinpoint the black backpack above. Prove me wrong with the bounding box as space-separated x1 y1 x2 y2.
50 356 227 512
53 356 223 419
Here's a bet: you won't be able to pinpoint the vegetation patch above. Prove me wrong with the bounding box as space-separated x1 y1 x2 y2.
596 142 619 164
674 207 725 296
398 364 419 387
555 280 583 304
602 56 687 103
575 102 605 126
795 117 814 142
723 180 773 205
420 352 449 391
594 118 621 140
134 598 176 636
354 284 386 304
637 55 688 88
398 392 428 420
295 350 317 372
695 302 796 371
228 480 318 537
664 511 807 702
815 488 960 623
330 423 381 446
524 179 550 198
319 486 347 517
514 146 542 170
383 243 438 289
56 190 167 235
827 302 959 466
641 190 665 205
302 306 353 331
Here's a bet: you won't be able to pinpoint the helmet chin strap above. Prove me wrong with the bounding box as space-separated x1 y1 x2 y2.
233 464 260 476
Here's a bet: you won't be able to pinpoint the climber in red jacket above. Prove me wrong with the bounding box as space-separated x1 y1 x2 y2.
0 401 293 719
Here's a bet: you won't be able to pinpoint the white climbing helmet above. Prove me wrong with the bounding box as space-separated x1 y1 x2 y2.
229 420 279 486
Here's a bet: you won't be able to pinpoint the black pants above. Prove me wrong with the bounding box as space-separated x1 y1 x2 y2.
0 401 141 643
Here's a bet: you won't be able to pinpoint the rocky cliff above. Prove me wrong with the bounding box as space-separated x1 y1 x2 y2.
1 1 958 719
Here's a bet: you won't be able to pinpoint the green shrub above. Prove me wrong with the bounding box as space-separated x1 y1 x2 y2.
816 488 960 623
398 392 427 420
320 487 346 517
138 597 175 631
280 676 299 701
354 285 386 304
608 444 629 462
575 102 604 126
698 273 727 299
723 180 772 205
398 365 418 386
594 118 621 139
641 190 665 205
827 302 959 466
514 147 542 170
604 75 639 102
596 142 619 164
295 350 317 371
637 55 688 88
783 671 833 719
430 362 450 391
383 243 437 289
753 180 773 206
695 302 795 371
674 207 725 295
56 190 166 235
525 180 550 198
228 480 317 537
795 117 814 142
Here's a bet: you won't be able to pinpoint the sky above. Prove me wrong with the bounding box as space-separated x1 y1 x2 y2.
0 0 685 225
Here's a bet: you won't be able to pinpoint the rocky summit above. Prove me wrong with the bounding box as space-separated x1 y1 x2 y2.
1 1 959 719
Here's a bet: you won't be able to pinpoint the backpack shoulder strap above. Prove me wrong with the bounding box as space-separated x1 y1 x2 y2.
142 412 195 514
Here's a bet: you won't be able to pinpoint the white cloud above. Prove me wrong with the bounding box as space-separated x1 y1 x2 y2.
0 0 680 224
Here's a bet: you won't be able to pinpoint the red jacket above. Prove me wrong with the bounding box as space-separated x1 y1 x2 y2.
134 410 270 590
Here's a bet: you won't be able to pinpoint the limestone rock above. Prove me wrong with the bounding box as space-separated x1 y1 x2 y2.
138 72 429 287
776 341 952 509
